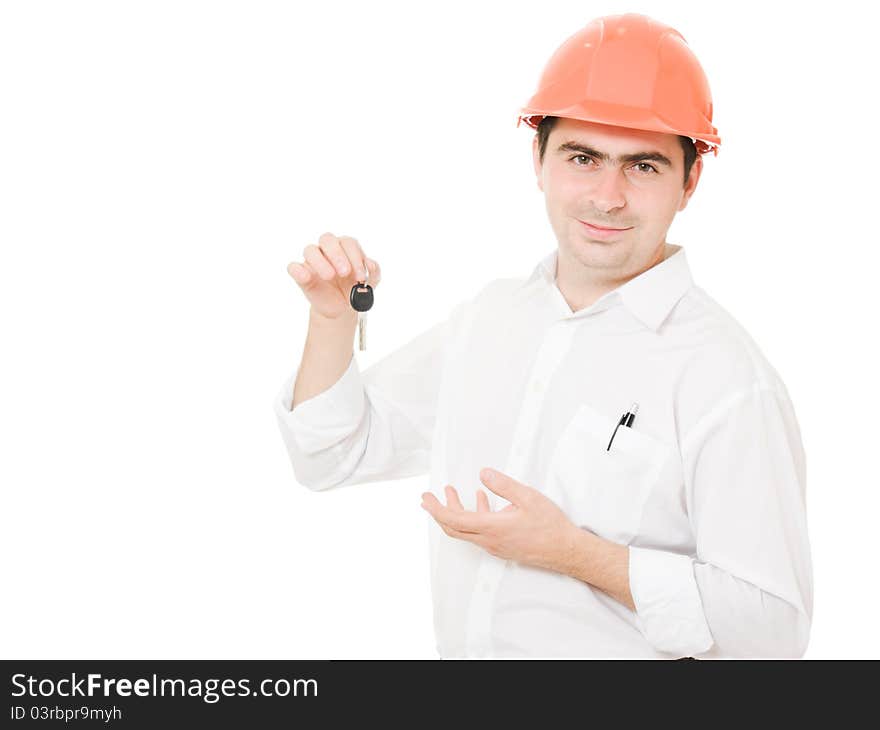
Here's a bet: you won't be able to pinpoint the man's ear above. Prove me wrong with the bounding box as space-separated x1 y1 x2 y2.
532 135 544 193
678 153 703 211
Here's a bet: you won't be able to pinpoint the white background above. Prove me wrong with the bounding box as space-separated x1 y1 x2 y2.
1 0 876 659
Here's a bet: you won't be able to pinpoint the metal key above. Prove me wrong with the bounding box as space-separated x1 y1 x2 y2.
358 310 367 350
349 265 374 351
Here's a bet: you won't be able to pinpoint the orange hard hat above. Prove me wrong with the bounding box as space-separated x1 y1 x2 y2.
516 13 721 156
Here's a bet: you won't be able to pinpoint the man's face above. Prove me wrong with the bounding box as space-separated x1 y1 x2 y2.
532 118 702 281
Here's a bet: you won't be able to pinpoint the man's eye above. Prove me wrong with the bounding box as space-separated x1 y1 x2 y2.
569 155 657 174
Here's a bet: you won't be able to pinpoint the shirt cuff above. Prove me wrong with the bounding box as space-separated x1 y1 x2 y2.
274 353 366 455
629 545 715 656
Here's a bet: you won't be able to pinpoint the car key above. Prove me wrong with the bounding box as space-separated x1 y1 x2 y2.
349 266 374 351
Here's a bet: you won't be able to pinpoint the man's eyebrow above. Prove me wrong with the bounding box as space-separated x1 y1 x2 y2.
555 141 673 168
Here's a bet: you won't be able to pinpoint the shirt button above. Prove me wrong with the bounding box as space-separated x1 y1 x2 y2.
532 379 543 392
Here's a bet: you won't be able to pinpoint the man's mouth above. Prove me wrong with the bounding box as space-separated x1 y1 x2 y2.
579 220 631 231
578 220 633 238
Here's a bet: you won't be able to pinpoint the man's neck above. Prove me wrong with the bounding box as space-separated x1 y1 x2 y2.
556 243 671 313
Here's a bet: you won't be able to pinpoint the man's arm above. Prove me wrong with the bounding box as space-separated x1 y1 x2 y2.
559 527 635 611
291 308 358 410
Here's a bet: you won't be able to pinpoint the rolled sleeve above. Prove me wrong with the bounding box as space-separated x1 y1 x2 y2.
274 352 366 455
628 546 714 656
630 380 813 658
273 352 370 491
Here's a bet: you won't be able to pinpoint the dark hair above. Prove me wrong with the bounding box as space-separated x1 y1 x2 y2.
535 116 697 188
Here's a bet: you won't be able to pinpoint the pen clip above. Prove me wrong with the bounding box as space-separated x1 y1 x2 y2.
606 414 625 451
607 402 639 451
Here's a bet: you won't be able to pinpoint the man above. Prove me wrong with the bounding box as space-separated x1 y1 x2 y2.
274 13 813 658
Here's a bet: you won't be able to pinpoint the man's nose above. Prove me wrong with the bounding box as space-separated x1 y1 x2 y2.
588 168 627 212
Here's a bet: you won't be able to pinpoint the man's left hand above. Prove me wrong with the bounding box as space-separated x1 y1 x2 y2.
420 467 581 574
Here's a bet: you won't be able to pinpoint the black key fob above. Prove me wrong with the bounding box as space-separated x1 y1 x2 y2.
349 283 374 312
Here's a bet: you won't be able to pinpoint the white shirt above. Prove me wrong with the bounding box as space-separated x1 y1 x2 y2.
273 243 813 659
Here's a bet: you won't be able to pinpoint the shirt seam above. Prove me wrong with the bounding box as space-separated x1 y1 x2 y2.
679 380 783 459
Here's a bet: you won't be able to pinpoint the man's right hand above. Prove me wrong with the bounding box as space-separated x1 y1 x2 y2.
287 232 381 321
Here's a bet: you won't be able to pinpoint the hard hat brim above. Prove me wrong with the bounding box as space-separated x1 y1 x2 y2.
516 103 720 156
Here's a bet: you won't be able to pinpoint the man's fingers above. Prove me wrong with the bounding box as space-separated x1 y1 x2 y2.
421 492 488 534
317 234 352 278
287 262 308 283
479 468 533 507
445 485 464 511
365 257 381 288
287 261 315 285
287 260 322 289
337 236 369 282
476 490 490 512
303 243 336 281
441 523 490 548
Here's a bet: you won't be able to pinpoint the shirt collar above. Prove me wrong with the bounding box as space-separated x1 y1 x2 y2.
516 244 695 332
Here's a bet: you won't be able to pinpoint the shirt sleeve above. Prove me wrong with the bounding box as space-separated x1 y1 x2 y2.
628 381 813 658
273 297 472 491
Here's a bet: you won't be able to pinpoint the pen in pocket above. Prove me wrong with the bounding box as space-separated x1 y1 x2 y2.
606 402 639 451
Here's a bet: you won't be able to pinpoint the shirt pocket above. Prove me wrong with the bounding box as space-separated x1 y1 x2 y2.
545 403 670 544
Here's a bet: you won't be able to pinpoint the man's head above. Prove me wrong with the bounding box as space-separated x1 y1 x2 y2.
532 115 703 285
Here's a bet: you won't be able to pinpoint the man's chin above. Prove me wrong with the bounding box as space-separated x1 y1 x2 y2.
569 238 628 267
